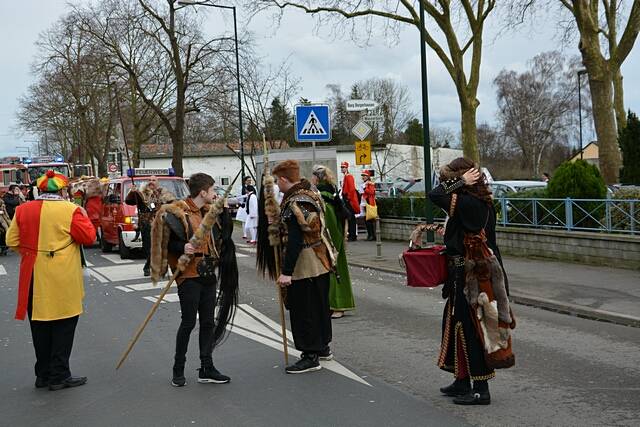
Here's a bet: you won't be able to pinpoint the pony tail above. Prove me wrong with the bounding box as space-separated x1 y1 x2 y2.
212 209 239 347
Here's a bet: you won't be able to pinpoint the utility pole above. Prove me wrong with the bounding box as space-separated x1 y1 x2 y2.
419 2 434 241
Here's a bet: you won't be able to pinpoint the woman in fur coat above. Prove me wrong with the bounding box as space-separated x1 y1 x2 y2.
428 157 512 406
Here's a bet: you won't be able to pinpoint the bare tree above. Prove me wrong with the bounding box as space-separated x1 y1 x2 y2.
243 0 497 163
79 0 232 176
494 51 582 176
510 0 640 183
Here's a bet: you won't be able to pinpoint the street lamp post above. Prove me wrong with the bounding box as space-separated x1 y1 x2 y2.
419 2 434 242
178 0 245 184
577 69 588 160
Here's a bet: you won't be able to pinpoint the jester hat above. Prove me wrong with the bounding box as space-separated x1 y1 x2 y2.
37 170 69 193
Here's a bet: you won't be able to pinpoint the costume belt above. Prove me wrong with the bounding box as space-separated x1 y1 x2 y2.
302 240 322 249
447 255 465 267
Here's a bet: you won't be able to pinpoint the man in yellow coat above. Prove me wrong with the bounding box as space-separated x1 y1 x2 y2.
6 170 96 391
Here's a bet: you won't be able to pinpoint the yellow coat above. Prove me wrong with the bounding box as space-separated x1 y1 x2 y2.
6 198 96 321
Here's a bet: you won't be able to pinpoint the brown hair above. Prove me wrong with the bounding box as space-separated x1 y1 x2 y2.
188 173 215 198
272 160 300 183
440 157 492 204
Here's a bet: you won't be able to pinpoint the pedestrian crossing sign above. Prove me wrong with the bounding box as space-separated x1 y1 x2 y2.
295 104 331 142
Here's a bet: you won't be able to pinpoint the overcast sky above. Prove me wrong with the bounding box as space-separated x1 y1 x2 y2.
1 1 638 157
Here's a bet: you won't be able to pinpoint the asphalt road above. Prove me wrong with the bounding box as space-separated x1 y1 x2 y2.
1 240 639 427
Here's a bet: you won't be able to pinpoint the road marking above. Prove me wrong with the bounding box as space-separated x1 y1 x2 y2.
232 304 371 387
101 254 134 264
126 281 172 291
92 264 145 282
84 261 94 267
88 269 109 283
114 286 134 293
144 293 179 304
0 265 6 275
236 253 249 258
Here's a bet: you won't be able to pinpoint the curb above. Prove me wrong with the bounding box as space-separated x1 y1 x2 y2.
347 260 640 329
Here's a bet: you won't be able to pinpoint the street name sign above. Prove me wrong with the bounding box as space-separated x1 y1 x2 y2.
346 99 379 111
295 104 331 142
352 120 372 141
355 140 371 165
362 115 384 123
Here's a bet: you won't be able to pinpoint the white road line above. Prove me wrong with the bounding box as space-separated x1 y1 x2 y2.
233 304 371 387
144 293 179 303
114 286 134 293
0 265 6 275
91 264 145 282
100 254 134 264
88 269 109 283
236 253 249 258
84 261 93 267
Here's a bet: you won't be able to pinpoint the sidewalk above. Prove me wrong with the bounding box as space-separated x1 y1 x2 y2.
345 237 640 327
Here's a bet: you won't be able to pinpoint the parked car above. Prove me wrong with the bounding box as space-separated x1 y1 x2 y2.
489 180 547 197
213 185 240 216
99 172 189 259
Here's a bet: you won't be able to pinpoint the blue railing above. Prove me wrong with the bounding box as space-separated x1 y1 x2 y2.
377 197 640 235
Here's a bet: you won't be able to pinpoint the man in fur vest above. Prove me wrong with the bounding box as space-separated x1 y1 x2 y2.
150 173 238 387
272 160 336 374
126 176 167 276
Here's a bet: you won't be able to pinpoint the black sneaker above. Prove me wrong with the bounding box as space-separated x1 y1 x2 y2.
318 347 333 361
440 379 471 397
49 376 87 391
285 353 321 374
197 366 230 384
453 390 491 405
171 367 186 387
35 377 48 389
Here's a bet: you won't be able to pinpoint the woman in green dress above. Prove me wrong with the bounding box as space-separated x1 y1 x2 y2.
311 165 355 318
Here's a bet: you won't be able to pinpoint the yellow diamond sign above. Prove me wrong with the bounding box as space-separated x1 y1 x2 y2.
355 140 371 165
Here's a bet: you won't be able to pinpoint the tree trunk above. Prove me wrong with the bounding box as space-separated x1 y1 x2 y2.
460 99 480 164
612 69 627 130
587 73 620 183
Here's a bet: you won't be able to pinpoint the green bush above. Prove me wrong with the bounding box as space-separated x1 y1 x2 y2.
619 111 640 185
377 197 444 220
547 160 607 199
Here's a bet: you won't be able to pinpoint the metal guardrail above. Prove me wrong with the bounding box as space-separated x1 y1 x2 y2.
377 197 640 235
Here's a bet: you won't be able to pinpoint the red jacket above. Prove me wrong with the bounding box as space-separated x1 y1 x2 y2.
363 181 376 206
341 173 360 214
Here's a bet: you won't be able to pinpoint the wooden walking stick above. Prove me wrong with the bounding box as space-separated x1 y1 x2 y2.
257 136 289 365
116 171 242 370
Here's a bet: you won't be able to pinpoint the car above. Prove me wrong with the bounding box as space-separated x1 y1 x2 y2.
213 185 240 216
489 180 547 198
99 170 189 259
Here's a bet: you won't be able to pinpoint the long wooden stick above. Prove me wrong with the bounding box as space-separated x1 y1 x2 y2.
274 248 289 365
116 270 182 370
116 172 242 370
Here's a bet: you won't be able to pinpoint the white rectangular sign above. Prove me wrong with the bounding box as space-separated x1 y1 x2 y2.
346 99 379 111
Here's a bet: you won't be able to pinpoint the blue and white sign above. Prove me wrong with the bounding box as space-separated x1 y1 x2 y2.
294 104 331 143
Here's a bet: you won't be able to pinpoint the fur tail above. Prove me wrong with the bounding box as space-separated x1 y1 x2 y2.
256 174 278 280
212 209 239 347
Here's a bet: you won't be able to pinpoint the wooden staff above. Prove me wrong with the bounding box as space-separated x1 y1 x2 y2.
263 135 289 365
116 171 242 370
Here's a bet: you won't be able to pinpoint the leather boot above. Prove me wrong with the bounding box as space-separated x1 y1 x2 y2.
440 378 471 397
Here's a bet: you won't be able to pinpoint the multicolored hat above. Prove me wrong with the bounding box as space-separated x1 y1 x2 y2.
37 170 69 192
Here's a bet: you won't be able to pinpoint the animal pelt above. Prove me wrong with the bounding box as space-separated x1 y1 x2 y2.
257 172 280 280
150 200 190 283
464 256 512 324
476 292 511 353
408 223 444 249
0 199 11 231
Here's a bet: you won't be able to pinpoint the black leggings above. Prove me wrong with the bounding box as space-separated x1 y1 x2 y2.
174 278 216 369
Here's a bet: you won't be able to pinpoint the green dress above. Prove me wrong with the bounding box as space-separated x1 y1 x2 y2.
319 185 355 312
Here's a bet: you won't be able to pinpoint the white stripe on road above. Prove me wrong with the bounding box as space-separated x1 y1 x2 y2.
114 286 134 293
88 269 109 283
236 253 249 258
100 254 133 264
0 265 6 275
143 293 179 304
91 264 145 282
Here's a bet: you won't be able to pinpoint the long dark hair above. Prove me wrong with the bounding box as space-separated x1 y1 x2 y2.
441 157 492 204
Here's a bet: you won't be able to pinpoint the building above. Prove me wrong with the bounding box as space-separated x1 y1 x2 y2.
570 142 599 168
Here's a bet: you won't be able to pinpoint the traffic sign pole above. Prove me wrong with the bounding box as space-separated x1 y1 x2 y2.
419 2 434 242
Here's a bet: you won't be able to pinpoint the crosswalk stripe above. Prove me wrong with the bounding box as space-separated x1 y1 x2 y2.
100 254 133 264
143 293 179 303
114 286 134 293
0 265 6 275
236 253 249 258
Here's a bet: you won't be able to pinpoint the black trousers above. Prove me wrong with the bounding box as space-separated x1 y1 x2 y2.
365 219 376 239
141 222 151 271
174 278 216 369
344 202 357 240
287 273 332 354
28 313 79 384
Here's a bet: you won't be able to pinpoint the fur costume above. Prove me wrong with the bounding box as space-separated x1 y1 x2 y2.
150 192 239 347
0 199 11 232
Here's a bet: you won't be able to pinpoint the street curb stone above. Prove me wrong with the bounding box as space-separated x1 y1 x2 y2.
348 260 640 329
